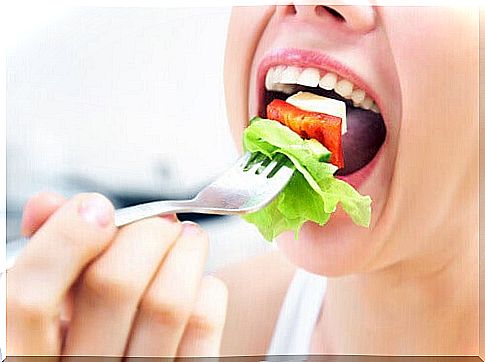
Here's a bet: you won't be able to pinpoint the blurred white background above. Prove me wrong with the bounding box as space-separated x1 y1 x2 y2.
6 6 273 271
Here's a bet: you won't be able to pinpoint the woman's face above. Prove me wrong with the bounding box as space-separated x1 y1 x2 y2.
224 5 478 276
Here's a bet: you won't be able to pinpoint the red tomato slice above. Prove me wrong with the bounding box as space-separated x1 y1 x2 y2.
266 99 344 168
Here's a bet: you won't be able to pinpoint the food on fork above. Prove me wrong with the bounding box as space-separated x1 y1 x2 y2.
242 92 371 241
286 91 347 134
267 98 344 168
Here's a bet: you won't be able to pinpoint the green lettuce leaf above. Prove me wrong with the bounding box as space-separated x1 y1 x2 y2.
242 117 371 241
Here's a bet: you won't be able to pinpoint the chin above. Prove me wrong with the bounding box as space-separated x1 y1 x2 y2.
275 148 393 277
272 105 396 276
276 209 378 276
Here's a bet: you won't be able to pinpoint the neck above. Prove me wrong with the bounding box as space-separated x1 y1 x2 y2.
313 231 478 355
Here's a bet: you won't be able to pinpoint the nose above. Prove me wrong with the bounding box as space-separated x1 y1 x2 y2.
289 2 376 34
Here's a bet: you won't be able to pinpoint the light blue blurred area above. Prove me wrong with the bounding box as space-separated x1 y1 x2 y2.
6 7 273 269
8 7 235 203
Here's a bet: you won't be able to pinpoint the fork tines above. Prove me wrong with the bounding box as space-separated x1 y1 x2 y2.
242 152 290 178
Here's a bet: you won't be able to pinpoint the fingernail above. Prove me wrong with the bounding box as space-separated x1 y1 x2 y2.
181 221 201 236
160 213 178 222
79 194 112 227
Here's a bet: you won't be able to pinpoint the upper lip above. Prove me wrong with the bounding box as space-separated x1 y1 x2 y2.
256 48 384 118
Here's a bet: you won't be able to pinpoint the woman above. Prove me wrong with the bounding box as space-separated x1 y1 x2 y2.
7 4 478 356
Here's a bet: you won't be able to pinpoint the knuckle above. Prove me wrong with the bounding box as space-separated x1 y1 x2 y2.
34 218 102 257
184 276 228 336
203 276 229 302
182 221 208 238
83 265 139 301
130 216 176 230
52 224 90 249
187 311 224 336
49 229 103 263
179 223 209 255
141 294 191 328
204 274 227 289
7 292 54 324
120 217 181 240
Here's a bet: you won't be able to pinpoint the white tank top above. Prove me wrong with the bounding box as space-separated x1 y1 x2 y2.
267 268 327 355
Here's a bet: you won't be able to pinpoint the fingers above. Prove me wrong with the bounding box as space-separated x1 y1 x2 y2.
176 276 228 357
124 222 209 357
63 216 182 356
21 191 66 237
7 193 116 355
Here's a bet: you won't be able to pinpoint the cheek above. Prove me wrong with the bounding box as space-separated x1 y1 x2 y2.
381 6 478 158
376 7 478 253
224 6 276 148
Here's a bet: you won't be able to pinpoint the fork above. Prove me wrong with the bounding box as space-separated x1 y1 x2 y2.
114 152 294 226
5 152 294 270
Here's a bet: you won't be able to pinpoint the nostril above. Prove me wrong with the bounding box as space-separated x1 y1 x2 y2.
284 4 297 15
315 5 345 22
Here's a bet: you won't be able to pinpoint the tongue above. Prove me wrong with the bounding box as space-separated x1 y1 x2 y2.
336 107 386 176
283 91 386 176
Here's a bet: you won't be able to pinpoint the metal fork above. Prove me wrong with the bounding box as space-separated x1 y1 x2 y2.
5 152 294 270
114 152 294 226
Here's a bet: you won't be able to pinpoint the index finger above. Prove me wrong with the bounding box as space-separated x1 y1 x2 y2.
21 191 66 237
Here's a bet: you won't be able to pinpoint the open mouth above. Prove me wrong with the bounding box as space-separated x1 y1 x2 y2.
258 64 386 176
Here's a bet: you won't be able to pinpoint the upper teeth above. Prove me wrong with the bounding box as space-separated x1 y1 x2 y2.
265 65 380 114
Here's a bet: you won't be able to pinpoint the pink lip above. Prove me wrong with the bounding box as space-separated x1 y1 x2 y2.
255 47 387 188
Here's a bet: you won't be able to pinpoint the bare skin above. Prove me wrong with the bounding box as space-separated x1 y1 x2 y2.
223 4 478 356
7 4 478 357
8 192 228 357
217 251 295 355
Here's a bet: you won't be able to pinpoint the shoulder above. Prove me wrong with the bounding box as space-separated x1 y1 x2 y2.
215 250 296 356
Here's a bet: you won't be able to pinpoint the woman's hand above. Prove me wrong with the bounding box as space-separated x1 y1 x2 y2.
7 192 228 357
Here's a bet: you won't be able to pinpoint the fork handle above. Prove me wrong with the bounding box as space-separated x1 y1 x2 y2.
4 199 197 272
114 199 196 227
